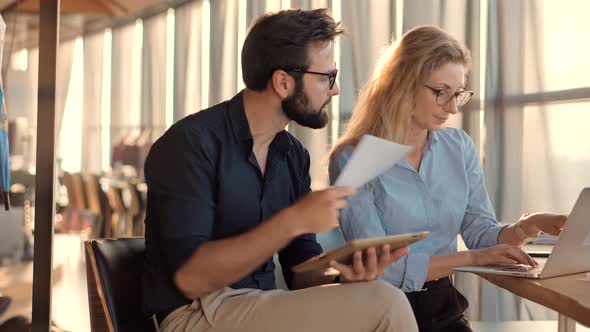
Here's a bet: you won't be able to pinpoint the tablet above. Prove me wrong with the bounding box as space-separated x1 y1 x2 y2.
292 231 429 273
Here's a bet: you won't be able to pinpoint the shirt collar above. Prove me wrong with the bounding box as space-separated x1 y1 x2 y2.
227 90 293 155
395 130 439 170
271 130 294 156
426 130 440 149
227 90 253 142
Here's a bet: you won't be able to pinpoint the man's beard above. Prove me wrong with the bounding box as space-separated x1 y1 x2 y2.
282 80 330 129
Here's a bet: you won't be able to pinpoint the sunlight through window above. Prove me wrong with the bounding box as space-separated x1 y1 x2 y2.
59 38 84 172
237 0 246 92
331 0 341 147
101 29 112 172
202 0 211 108
131 20 143 127
166 8 175 128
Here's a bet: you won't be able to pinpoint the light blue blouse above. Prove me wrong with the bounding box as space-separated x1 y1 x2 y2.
329 128 504 292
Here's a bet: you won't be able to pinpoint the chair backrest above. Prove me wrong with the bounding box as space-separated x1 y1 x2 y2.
63 172 88 210
84 238 155 332
84 174 113 238
84 174 103 217
125 181 146 236
106 186 128 237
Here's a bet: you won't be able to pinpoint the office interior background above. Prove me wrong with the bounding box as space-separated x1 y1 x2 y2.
1 0 589 331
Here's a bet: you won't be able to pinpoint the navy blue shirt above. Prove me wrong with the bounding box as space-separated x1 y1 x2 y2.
142 91 323 315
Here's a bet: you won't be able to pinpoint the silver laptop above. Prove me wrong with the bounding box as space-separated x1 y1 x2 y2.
453 188 590 279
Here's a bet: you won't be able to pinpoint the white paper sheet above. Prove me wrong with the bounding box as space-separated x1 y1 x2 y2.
334 134 411 188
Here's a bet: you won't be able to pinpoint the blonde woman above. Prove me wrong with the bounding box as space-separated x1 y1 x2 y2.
328 26 566 332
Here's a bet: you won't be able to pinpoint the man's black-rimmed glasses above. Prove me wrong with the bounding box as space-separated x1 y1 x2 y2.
288 69 338 90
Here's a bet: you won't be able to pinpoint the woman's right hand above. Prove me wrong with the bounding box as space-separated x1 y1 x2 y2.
469 244 538 267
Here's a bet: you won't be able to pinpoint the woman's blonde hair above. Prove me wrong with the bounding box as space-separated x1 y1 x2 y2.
329 25 471 159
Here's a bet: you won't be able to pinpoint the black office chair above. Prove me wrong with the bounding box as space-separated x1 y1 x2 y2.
85 238 157 332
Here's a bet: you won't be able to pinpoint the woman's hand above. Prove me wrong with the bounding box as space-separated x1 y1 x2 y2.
329 245 409 283
469 244 538 267
519 212 567 236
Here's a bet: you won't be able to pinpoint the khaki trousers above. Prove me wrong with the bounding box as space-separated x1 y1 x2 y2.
160 280 418 332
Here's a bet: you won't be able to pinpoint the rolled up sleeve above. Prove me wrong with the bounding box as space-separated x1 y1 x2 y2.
459 130 505 249
279 149 323 288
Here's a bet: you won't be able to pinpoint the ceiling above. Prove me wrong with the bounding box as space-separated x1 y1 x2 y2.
0 0 181 51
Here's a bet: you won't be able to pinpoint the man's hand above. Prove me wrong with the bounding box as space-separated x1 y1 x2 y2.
329 245 409 282
287 186 355 235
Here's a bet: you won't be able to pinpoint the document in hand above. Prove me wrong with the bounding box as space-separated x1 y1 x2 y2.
334 134 411 188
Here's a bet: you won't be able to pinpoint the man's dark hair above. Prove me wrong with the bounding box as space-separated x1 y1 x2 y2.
241 8 344 91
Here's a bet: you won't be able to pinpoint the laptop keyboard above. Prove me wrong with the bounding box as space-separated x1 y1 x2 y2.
494 264 543 273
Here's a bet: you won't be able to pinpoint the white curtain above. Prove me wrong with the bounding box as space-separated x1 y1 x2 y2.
482 2 531 320
55 40 75 144
340 0 394 119
246 0 285 29
477 0 544 321
3 47 39 170
27 49 39 170
111 23 142 150
174 0 203 121
142 13 168 141
480 0 590 321
81 32 104 174
246 0 267 26
209 0 239 105
3 28 75 172
486 0 590 223
484 0 526 224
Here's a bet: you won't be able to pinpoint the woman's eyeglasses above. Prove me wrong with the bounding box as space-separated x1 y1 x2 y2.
424 85 474 107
